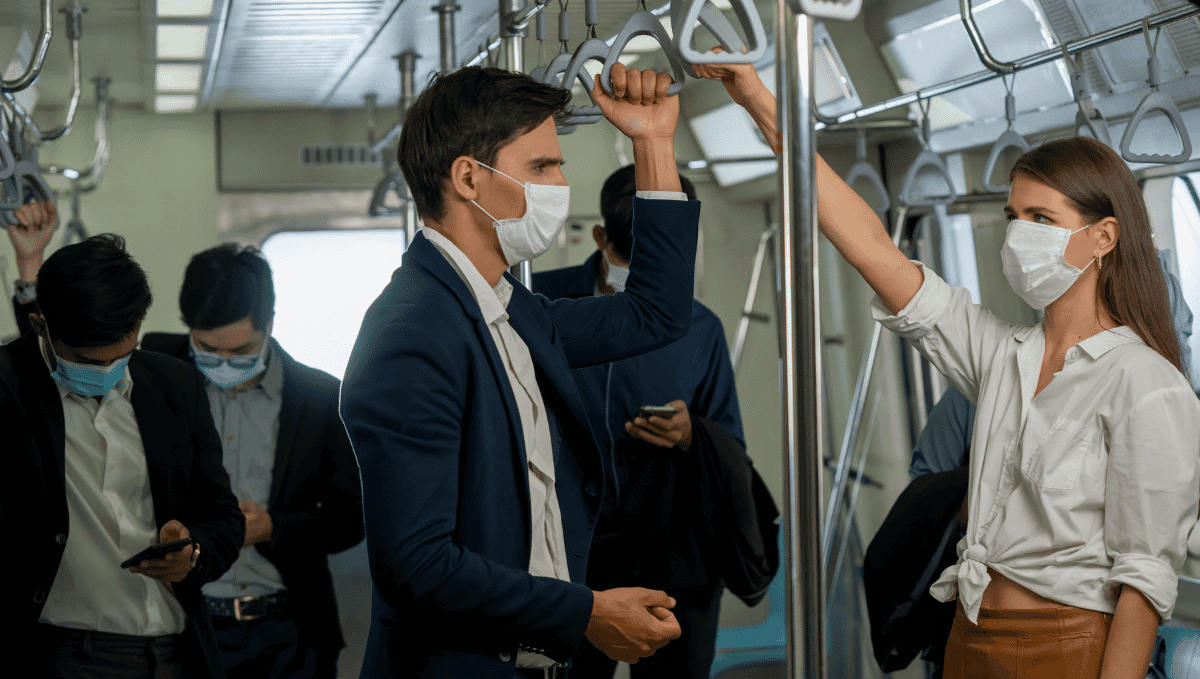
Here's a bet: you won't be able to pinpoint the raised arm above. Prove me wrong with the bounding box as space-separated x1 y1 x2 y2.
692 62 923 313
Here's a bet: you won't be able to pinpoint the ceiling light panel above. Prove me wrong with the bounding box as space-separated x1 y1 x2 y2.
156 63 204 91
157 25 210 59
156 94 198 113
157 0 215 17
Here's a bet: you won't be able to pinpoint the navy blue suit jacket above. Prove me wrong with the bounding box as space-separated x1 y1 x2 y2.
340 197 700 678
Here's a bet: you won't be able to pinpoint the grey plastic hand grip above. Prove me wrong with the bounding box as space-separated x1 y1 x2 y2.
368 170 408 218
899 150 958 207
673 0 766 68
538 52 605 125
1119 88 1193 164
600 12 686 97
0 161 56 225
0 134 14 181
981 129 1030 193
1075 108 1112 147
796 0 862 21
562 39 612 117
844 161 890 214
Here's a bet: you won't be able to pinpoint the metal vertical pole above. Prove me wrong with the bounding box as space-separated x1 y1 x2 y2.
777 3 825 678
433 0 460 73
397 52 420 244
499 0 533 289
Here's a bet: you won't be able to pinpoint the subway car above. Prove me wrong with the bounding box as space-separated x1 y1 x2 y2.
2 0 1199 677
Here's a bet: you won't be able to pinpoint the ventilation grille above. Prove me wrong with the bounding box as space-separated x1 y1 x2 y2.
1040 0 1113 94
1155 0 1200 73
300 144 384 166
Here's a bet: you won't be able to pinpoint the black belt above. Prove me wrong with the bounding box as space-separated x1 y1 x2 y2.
36 623 185 652
204 591 288 621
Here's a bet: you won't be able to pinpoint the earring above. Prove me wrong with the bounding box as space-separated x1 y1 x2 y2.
1098 253 1102 270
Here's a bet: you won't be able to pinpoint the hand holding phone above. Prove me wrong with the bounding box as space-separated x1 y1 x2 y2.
124 520 197 583
120 537 195 569
628 400 693 451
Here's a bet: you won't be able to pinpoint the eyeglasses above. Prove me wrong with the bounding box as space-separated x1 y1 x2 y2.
193 352 260 369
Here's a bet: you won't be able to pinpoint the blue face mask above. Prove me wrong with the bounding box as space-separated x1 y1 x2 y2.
50 351 131 398
190 334 269 390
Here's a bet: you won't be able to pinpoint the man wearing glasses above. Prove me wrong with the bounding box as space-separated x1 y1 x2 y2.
139 244 365 679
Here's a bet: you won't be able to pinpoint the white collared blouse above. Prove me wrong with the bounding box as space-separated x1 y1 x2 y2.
873 263 1200 624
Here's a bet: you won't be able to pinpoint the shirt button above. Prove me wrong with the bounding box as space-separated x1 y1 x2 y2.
33 591 46 604
498 651 513 663
55 533 67 545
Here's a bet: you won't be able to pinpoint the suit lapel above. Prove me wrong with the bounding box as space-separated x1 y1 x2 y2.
506 278 591 430
271 345 304 509
128 353 176 526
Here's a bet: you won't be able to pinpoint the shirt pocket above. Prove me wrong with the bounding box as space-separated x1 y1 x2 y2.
1022 417 1097 491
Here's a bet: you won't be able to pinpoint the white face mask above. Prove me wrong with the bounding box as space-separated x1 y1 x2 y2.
470 161 570 267
1000 219 1096 310
604 251 630 293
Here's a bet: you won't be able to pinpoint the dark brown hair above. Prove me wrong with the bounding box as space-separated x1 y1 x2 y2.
397 67 571 222
1010 136 1184 375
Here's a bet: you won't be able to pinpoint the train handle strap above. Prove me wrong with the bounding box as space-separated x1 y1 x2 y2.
1120 19 1192 164
981 75 1030 193
559 0 611 120
0 162 57 225
601 4 687 97
794 0 861 22
844 129 889 214
673 0 766 70
368 169 409 218
1060 45 1112 147
0 130 14 181
899 99 957 208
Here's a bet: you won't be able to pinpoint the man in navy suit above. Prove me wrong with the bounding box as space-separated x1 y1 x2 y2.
339 65 697 677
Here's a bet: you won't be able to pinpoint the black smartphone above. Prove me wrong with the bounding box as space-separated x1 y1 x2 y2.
120 537 195 569
639 405 679 419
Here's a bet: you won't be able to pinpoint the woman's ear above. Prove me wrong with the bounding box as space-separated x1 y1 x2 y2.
1094 217 1119 260
449 157 482 204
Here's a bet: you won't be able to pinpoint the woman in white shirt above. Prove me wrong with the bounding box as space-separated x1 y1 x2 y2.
695 63 1200 678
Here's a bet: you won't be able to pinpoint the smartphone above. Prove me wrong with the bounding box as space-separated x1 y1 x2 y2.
639 405 679 418
120 537 195 569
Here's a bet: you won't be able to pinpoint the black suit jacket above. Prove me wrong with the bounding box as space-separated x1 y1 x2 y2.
0 332 245 678
140 332 365 651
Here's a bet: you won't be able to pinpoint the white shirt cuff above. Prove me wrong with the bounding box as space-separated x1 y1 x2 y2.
635 190 687 201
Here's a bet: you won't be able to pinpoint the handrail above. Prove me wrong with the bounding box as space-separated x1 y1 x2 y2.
39 3 87 142
899 102 957 207
821 205 905 570
981 75 1029 192
465 0 550 68
673 0 766 69
600 6 687 96
43 77 112 187
59 183 87 246
1120 19 1192 164
958 0 1014 74
826 4 1200 127
2 0 54 93
730 224 776 372
843 129 889 213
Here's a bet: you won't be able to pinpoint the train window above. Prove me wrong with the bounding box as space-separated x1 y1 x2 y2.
1171 175 1200 383
879 0 1070 132
260 229 407 380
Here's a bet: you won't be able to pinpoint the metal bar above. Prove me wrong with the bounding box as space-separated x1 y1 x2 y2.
434 1 460 73
397 52 420 245
731 226 777 372
1135 157 1200 181
498 0 534 290
777 6 824 679
465 0 548 68
820 206 907 572
39 4 86 142
1 90 45 141
2 0 53 93
959 0 1014 74
44 76 111 183
830 4 1200 126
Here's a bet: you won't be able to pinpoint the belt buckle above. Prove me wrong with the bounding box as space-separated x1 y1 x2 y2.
233 596 261 622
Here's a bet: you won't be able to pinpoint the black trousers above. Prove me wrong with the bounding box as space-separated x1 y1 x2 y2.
34 624 198 679
567 584 723 679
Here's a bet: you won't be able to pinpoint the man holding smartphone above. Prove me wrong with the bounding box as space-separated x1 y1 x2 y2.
533 166 776 679
2 206 244 678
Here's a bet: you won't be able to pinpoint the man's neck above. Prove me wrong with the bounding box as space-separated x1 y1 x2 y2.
424 208 509 287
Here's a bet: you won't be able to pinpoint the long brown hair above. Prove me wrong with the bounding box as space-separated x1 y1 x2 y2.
1010 137 1185 375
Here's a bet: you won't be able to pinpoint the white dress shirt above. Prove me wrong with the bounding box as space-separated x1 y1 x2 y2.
38 339 188 635
423 228 569 669
873 263 1200 624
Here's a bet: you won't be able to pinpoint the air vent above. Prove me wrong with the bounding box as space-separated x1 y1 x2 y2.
1040 0 1114 94
300 144 383 167
1156 0 1200 73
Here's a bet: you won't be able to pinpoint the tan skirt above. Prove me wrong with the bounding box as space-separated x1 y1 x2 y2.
942 602 1113 679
